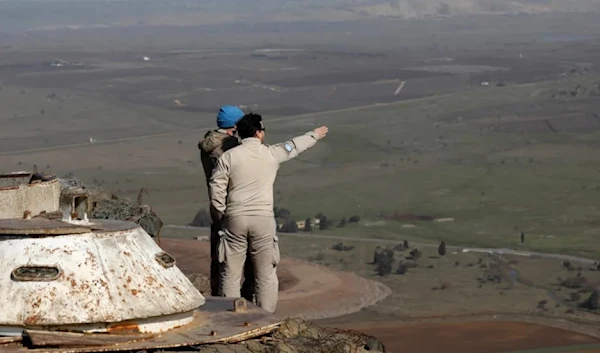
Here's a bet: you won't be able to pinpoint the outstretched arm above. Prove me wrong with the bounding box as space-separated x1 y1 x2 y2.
269 126 328 163
209 155 230 223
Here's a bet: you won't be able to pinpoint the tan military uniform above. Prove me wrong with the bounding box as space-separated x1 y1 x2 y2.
210 131 319 312
199 129 240 191
198 129 255 301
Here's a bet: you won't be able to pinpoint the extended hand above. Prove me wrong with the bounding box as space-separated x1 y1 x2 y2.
313 126 329 140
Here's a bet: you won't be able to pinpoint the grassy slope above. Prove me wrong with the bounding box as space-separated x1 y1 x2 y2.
125 74 600 257
7 73 600 257
263 76 600 257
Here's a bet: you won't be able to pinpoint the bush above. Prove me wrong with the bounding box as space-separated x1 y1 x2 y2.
315 212 332 230
376 254 393 276
374 248 395 276
349 215 360 223
561 276 588 289
331 242 355 251
190 209 211 227
393 243 405 252
580 289 600 310
396 262 408 275
304 218 312 232
403 240 409 249
274 207 291 220
372 247 382 264
338 218 347 227
280 219 298 233
409 248 421 261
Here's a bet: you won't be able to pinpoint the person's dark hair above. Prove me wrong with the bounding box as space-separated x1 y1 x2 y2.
237 113 264 139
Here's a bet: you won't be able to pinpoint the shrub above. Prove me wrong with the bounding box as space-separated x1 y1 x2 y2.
349 215 360 223
331 242 355 251
409 248 421 261
396 262 408 275
304 218 313 232
315 212 332 230
580 289 600 310
189 209 212 227
372 247 382 264
438 241 447 256
274 207 291 220
376 253 394 276
561 276 588 289
280 219 298 233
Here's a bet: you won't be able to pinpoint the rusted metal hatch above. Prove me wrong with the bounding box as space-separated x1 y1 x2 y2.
0 172 32 189
0 218 91 235
1 298 281 353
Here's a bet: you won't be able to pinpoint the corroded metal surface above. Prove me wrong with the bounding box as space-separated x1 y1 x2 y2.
2 298 281 353
0 219 91 235
0 179 60 219
0 172 32 189
0 225 204 327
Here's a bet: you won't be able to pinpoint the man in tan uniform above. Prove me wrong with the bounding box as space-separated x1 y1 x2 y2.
210 112 328 312
198 105 255 301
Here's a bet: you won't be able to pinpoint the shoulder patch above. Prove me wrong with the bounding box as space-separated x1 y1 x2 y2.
284 143 293 153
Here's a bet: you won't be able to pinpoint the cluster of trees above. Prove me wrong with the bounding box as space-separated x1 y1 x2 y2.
190 205 362 233
372 240 447 277
275 207 361 233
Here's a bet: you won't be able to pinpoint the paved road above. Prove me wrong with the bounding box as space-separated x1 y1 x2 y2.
164 224 597 264
1 81 540 157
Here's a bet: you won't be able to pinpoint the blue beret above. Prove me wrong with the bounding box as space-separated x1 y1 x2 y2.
216 105 244 128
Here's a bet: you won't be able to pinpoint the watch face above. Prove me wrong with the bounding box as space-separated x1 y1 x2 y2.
284 143 293 152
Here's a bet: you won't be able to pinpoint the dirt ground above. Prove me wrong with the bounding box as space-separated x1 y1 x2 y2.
334 321 600 353
160 238 391 320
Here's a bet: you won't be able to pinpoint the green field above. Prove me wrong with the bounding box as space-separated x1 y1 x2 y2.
115 75 600 258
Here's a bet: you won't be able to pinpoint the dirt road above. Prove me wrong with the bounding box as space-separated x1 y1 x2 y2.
333 321 600 353
160 238 391 320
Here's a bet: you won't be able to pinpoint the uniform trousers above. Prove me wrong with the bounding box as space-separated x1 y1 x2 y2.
210 222 256 302
218 216 279 313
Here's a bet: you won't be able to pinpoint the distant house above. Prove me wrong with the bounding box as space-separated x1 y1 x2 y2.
296 220 306 229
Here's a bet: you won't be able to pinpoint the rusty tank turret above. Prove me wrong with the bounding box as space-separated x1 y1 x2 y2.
0 170 280 352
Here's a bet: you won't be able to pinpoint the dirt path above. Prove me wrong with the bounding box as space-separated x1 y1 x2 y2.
333 321 600 353
160 238 391 320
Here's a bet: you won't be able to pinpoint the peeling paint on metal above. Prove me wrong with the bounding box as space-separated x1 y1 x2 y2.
0 223 205 328
0 179 60 219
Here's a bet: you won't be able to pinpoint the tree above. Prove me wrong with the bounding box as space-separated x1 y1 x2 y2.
520 232 525 243
274 207 291 220
280 219 298 233
315 212 331 230
349 215 361 223
338 218 347 227
372 246 382 264
376 250 394 276
438 241 447 256
190 209 211 227
403 240 409 249
303 218 312 232
396 262 408 275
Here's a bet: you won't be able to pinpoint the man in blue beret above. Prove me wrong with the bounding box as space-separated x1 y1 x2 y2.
198 105 255 302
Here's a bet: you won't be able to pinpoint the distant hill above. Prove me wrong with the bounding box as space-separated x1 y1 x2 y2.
1 0 599 31
341 0 600 18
